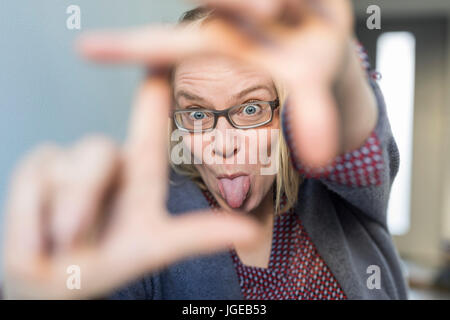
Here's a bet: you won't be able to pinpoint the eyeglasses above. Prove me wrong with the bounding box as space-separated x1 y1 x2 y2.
173 99 279 132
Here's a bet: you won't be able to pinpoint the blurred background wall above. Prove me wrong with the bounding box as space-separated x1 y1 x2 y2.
0 0 449 299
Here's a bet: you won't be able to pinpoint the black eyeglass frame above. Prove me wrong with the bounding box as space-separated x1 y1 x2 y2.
173 98 280 132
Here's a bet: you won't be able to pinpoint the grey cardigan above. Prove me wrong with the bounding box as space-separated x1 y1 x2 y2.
109 78 409 300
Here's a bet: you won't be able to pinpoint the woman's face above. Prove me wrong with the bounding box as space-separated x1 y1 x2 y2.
173 55 280 212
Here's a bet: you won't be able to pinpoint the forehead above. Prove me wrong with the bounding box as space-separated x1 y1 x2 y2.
173 55 275 100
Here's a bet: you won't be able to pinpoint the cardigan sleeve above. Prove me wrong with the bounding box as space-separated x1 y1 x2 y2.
282 76 400 228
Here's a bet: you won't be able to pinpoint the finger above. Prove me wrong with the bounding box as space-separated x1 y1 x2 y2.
285 83 339 167
76 19 264 67
160 211 263 264
122 73 171 212
76 25 211 65
268 19 344 167
192 0 286 22
306 0 353 34
97 210 263 289
48 136 119 253
195 0 350 34
3 145 60 268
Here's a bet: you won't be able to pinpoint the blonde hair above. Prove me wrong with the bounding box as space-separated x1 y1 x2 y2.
169 7 301 214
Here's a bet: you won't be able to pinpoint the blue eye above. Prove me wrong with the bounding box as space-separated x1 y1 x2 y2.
189 111 206 120
243 104 260 115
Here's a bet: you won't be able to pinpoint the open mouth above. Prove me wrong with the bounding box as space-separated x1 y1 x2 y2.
217 173 251 209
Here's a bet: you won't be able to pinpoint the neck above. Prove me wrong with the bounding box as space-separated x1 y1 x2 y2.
231 185 275 268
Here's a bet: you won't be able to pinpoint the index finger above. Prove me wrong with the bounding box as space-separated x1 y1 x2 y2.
75 19 265 67
123 71 171 208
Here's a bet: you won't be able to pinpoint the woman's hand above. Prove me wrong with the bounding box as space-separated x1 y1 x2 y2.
2 74 261 299
77 0 368 167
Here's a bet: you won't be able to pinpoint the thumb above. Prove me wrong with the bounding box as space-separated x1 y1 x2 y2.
284 83 339 168
162 210 263 262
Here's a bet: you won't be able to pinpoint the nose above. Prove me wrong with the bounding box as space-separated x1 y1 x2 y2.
213 117 241 159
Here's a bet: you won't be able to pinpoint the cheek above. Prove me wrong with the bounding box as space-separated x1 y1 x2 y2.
248 174 276 205
256 128 278 156
268 112 280 146
182 133 210 160
257 112 280 151
195 164 209 182
240 128 273 160
194 164 222 200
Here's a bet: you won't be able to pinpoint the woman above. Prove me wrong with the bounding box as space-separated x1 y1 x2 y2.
2 1 408 299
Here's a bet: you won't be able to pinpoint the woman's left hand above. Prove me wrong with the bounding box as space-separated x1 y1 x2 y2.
77 0 358 167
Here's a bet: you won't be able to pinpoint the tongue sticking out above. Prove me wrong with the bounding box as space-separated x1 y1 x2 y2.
218 175 250 209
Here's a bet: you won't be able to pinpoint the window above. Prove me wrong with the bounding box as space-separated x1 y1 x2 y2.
376 32 416 235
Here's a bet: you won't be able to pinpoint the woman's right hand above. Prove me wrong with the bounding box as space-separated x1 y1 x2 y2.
2 74 260 299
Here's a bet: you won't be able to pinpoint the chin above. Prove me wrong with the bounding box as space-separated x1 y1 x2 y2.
237 194 261 212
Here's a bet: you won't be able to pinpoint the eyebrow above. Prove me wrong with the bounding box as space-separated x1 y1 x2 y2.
235 84 274 100
175 84 275 106
175 91 208 104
